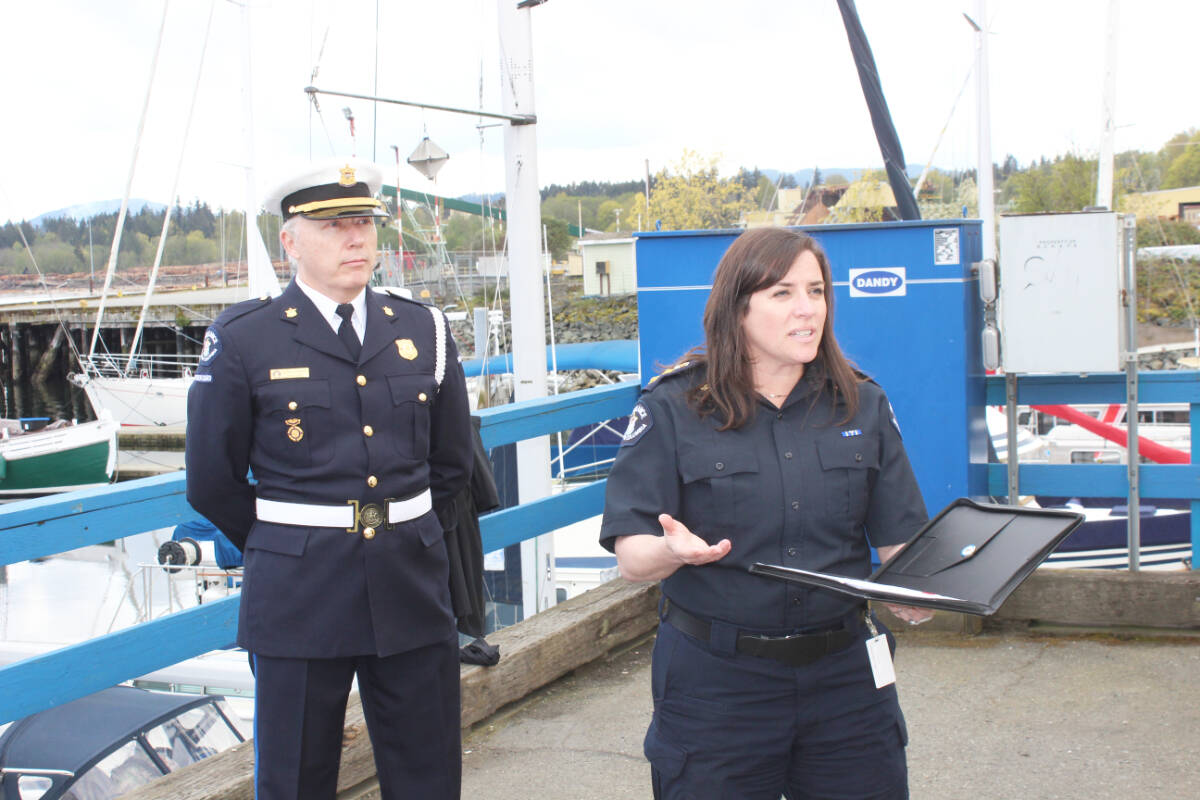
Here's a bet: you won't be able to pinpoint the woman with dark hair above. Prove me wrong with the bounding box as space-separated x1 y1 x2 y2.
600 226 930 799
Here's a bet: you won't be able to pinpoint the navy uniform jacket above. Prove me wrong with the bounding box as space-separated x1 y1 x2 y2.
185 279 472 658
599 360 928 629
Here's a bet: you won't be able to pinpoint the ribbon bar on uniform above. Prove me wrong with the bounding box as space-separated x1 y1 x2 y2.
256 489 432 529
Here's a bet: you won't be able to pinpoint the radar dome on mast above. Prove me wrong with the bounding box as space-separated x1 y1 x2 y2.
407 136 449 181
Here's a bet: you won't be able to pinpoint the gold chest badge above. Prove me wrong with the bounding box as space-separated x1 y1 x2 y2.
285 417 304 442
396 338 418 360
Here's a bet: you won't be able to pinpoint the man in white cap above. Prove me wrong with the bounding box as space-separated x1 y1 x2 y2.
186 158 472 799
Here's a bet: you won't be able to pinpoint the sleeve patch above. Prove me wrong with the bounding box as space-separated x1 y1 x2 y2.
620 402 653 447
199 329 222 366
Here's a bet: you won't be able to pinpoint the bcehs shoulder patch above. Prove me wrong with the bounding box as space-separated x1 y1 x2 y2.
199 329 222 366
620 402 653 447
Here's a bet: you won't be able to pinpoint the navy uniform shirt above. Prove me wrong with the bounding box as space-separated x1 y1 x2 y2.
185 279 473 658
599 360 928 630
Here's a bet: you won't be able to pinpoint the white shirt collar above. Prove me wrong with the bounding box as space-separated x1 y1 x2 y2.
295 276 366 340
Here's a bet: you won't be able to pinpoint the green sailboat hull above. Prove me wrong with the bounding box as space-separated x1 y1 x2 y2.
0 439 113 495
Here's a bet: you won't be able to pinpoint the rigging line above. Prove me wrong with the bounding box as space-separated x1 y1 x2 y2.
912 62 975 201
0 189 87 368
372 0 380 162
89 0 172 361
127 0 217 376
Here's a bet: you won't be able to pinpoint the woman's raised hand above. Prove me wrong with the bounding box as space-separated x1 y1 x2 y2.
659 513 732 566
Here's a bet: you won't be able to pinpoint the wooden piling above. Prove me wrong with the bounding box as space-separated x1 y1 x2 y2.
33 326 65 383
12 324 26 382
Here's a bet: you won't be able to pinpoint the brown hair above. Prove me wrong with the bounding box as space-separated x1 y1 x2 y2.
681 227 861 430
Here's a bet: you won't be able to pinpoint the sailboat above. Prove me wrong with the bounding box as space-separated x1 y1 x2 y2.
67 1 282 428
0 414 118 496
67 236 280 428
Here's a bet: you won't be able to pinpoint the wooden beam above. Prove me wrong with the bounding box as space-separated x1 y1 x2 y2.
989 568 1200 629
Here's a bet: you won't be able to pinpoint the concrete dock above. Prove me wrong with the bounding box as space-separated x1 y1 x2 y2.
460 629 1200 799
121 572 1200 800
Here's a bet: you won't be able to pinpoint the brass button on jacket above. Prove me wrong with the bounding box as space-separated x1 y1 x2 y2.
363 425 374 437
362 526 376 540
356 375 367 386
367 475 378 488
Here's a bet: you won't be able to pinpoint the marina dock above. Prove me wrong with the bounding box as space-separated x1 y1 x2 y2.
459 626 1200 800
116 571 1200 800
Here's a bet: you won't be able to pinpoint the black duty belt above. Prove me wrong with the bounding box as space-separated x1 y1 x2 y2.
662 598 860 668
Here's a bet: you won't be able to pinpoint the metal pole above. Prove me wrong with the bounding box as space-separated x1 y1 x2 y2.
305 86 535 125
391 144 404 288
1006 372 1019 505
1123 214 1140 570
972 0 996 262
87 219 95 293
498 0 554 617
1095 0 1118 209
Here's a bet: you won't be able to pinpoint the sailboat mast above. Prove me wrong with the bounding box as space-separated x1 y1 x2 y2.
1096 0 1119 210
126 0 216 373
241 0 281 300
498 0 555 617
973 0 996 262
88 0 171 361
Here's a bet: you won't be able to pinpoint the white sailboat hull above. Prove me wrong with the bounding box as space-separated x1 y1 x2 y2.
71 372 193 428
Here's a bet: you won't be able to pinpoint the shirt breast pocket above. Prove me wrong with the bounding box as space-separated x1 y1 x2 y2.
678 447 759 538
253 379 334 468
816 436 879 521
387 374 437 460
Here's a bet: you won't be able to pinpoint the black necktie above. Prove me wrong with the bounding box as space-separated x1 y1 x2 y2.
336 303 361 361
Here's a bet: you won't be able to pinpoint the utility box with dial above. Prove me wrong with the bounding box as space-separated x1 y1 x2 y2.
998 212 1127 374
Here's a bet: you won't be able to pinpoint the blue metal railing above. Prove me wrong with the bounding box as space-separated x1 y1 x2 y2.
3 371 1194 723
984 371 1200 564
0 380 640 724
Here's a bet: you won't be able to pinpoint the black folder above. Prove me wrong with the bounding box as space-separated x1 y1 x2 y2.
749 498 1085 615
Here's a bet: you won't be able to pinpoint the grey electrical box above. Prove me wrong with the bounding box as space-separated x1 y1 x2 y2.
998 212 1126 374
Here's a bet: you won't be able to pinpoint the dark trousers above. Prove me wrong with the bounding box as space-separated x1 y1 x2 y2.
645 614 908 800
252 636 461 800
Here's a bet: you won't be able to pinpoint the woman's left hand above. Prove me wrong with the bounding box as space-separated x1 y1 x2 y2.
876 543 935 625
883 603 935 626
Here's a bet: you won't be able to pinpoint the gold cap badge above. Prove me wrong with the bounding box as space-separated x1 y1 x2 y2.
339 165 356 186
396 338 418 360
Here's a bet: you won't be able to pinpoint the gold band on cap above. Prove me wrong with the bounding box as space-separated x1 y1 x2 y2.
287 197 387 216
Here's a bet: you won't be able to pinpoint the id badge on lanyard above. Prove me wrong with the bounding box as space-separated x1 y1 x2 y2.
864 613 896 689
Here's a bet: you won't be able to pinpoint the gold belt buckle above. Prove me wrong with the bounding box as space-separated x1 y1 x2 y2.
346 500 392 536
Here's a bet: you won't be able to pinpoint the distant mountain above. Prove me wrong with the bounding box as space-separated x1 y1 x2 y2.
32 198 167 227
760 165 924 186
457 192 505 205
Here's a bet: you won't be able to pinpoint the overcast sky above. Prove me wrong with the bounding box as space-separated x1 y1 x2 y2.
1 0 1196 222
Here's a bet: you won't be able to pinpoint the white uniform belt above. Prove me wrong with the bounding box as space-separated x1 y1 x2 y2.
256 489 432 529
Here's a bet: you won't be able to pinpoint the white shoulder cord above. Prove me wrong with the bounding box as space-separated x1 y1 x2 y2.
427 305 447 389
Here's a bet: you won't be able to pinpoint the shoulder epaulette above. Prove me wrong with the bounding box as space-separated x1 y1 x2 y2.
643 360 701 392
215 295 273 327
851 367 879 387
374 287 425 307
